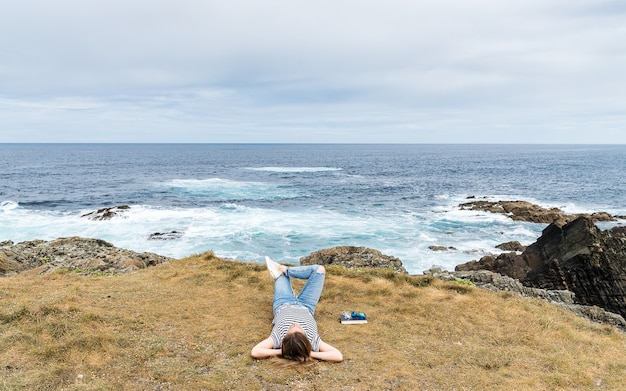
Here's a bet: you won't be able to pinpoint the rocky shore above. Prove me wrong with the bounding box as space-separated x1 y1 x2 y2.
298 199 626 331
455 216 626 323
459 198 621 226
0 237 173 276
297 237 626 331
3 199 626 331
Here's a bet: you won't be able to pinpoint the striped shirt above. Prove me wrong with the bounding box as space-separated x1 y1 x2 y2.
270 304 321 352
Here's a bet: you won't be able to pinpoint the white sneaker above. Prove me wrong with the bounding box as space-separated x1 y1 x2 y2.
265 256 282 279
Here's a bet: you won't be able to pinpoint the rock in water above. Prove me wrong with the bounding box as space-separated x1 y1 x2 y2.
148 231 184 240
459 200 615 225
81 205 131 220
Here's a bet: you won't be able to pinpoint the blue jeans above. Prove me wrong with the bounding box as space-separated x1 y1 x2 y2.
273 265 326 315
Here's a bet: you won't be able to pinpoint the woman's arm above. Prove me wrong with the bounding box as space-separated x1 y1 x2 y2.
251 337 282 359
311 341 343 362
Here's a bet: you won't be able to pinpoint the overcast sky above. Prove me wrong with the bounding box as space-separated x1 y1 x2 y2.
1 0 625 143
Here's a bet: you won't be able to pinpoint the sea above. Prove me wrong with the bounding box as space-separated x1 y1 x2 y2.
1 144 625 274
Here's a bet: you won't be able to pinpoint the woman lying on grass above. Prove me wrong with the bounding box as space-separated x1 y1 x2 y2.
251 257 343 364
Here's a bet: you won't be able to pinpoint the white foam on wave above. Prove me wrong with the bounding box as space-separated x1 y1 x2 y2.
440 206 513 224
555 201 625 215
159 178 300 200
416 195 547 267
245 167 342 173
1 198 547 274
0 200 19 211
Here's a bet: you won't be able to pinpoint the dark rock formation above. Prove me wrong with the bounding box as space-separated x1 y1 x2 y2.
456 252 531 280
496 241 526 252
610 226 626 238
300 246 408 274
81 205 131 221
459 200 615 226
429 245 457 252
456 217 626 318
0 237 173 276
148 231 184 240
522 218 626 318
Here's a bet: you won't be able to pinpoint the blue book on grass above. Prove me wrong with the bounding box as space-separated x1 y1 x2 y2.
340 311 368 324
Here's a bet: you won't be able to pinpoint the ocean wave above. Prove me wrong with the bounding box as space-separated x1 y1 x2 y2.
0 199 547 274
245 167 342 173
159 178 301 201
0 200 19 211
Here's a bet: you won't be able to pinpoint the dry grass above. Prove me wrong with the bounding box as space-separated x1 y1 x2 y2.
1 253 626 390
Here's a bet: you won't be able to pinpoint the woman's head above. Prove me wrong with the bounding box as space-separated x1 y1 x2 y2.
281 324 312 362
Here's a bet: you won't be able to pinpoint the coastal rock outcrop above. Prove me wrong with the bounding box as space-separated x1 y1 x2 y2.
459 200 615 226
0 237 173 276
496 241 526 252
81 205 131 220
148 231 184 240
429 246 457 252
456 252 531 280
300 246 408 274
456 217 626 319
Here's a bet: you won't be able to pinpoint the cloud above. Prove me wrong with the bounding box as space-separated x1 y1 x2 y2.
1 0 625 142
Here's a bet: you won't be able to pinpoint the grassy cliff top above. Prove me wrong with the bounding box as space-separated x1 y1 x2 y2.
1 253 625 390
